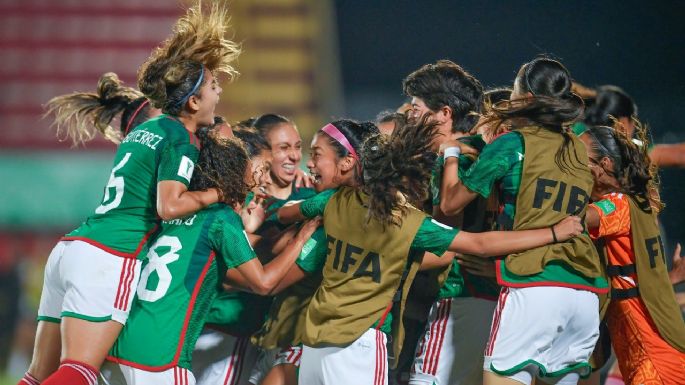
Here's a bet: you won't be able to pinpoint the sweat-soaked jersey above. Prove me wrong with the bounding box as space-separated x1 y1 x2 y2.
63 114 200 259
107 204 256 371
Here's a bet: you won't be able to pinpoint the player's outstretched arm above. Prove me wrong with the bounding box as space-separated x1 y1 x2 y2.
448 216 583 257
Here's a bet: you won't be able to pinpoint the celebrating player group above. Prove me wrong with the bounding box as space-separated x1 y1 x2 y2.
17 2 685 385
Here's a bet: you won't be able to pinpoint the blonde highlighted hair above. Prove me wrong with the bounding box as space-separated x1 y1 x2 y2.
138 0 241 115
44 72 145 146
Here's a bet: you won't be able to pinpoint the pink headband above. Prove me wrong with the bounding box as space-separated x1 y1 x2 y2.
124 99 150 135
320 123 358 160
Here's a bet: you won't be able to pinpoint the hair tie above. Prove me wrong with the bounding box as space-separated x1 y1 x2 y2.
124 99 150 135
176 66 205 107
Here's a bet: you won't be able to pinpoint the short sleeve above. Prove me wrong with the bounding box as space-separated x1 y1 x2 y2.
295 226 327 274
588 193 631 239
158 142 200 187
210 211 257 269
461 132 523 198
410 218 459 256
299 189 337 218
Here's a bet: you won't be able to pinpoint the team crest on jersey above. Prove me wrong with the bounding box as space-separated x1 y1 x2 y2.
177 156 195 182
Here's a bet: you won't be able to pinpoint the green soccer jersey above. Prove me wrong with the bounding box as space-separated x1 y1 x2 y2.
431 135 498 300
433 136 501 300
64 114 200 258
108 204 257 370
204 226 328 337
203 187 317 335
460 131 607 290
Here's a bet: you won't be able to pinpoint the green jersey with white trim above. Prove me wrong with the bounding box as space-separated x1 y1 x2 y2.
108 204 256 370
64 114 200 259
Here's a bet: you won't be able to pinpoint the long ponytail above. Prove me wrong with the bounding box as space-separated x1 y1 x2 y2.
44 72 147 146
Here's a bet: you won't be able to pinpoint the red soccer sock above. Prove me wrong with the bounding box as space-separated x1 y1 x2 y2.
17 372 40 385
40 360 98 385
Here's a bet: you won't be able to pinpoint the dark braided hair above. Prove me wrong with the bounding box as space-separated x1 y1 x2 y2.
191 125 250 207
583 125 663 211
361 116 440 227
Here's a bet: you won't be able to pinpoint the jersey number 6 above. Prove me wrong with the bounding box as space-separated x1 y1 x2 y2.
96 152 132 214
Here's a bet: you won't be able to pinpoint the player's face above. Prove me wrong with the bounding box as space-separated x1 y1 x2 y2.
194 70 222 127
251 149 273 195
410 96 454 150
266 123 302 188
307 133 344 192
408 96 433 123
580 133 618 201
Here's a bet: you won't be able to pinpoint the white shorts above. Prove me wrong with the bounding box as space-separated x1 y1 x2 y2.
192 330 259 385
100 361 195 385
249 345 302 384
484 286 599 380
410 296 496 385
300 328 388 385
37 240 141 324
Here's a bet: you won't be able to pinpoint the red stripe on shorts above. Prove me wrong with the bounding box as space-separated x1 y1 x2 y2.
118 258 136 310
485 287 509 356
223 337 240 385
431 298 452 375
425 299 449 374
113 258 129 310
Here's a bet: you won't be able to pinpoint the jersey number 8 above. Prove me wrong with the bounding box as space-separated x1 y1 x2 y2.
137 235 182 302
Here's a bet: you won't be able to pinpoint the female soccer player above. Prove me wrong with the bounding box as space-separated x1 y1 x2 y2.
192 127 274 385
253 114 316 205
439 57 608 385
20 3 240 385
101 125 319 385
580 125 685 385
275 117 583 385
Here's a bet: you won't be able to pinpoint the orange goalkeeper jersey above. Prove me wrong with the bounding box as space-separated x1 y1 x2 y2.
589 193 685 385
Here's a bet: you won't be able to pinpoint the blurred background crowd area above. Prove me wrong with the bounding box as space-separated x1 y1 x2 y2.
0 0 683 382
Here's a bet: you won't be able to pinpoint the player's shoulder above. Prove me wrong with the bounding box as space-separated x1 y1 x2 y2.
211 204 243 228
153 115 197 146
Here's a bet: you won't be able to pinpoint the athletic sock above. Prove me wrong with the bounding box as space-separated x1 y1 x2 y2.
40 360 98 385
17 372 41 385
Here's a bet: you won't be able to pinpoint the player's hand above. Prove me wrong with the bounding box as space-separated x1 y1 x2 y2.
457 254 496 277
296 217 321 242
669 242 685 285
294 169 313 190
552 216 583 242
240 198 266 233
